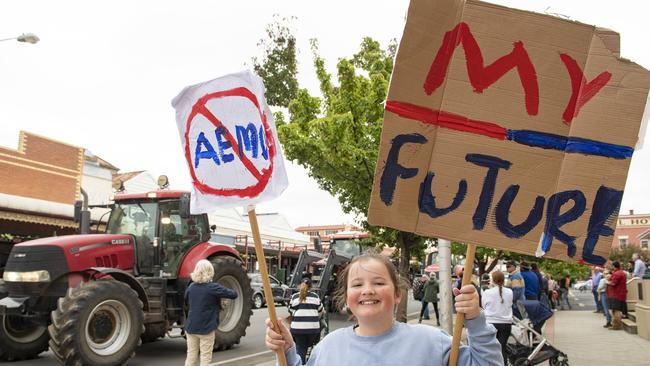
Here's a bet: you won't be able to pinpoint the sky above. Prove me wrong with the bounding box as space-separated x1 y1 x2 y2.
2 0 649 228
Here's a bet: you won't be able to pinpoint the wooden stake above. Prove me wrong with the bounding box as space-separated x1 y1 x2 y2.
248 206 287 366
448 243 477 366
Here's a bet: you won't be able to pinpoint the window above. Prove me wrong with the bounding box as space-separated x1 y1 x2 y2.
307 231 319 237
325 230 338 235
619 238 628 249
642 239 650 249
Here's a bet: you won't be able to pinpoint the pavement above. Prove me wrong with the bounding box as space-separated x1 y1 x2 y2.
253 309 650 366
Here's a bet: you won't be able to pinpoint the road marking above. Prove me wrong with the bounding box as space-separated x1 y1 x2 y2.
209 350 273 365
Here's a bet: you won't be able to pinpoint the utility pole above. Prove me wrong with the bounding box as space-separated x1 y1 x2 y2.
438 238 453 334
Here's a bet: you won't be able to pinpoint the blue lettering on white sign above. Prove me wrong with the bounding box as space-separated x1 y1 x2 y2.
195 124 269 169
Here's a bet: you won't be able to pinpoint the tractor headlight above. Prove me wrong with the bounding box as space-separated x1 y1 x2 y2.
3 270 51 282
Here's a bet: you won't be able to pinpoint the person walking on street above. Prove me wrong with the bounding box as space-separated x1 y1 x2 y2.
633 253 647 279
607 261 628 330
598 269 612 328
265 253 503 366
288 278 324 364
483 271 513 366
591 267 603 313
184 260 238 366
419 273 440 325
558 274 571 310
415 274 430 320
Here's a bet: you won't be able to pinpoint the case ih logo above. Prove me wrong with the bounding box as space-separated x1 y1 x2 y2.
111 239 130 245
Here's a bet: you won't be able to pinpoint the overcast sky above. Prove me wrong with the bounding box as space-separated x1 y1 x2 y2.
2 0 649 228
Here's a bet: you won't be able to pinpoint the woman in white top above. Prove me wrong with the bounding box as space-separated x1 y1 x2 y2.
483 271 513 365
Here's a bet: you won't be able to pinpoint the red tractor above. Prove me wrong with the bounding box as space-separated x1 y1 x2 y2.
0 190 253 365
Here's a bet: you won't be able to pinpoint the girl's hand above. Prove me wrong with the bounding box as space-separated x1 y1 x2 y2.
453 285 481 320
265 318 294 353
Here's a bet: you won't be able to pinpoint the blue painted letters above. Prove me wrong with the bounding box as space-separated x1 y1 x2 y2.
379 133 427 205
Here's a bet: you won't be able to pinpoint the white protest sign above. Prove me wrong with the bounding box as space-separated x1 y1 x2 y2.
172 70 288 213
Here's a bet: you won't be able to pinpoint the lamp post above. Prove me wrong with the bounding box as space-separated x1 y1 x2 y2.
0 33 40 44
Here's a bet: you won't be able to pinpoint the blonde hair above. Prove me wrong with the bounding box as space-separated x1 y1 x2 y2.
299 282 311 303
191 259 214 283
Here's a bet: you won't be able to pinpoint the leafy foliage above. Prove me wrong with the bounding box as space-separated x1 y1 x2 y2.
254 22 422 321
252 16 299 108
609 246 650 266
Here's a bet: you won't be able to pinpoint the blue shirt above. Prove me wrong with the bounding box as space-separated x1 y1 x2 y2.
521 270 540 299
591 272 602 289
184 282 237 334
281 312 503 366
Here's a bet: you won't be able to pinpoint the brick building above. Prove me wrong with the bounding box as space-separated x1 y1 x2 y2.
0 131 85 238
0 131 119 240
612 210 650 251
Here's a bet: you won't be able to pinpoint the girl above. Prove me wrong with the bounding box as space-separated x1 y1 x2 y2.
265 253 502 365
184 259 238 366
482 271 513 365
288 277 324 363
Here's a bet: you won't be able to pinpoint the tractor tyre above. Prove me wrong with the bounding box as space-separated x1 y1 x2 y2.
0 314 49 361
210 256 253 351
48 280 144 366
141 322 166 343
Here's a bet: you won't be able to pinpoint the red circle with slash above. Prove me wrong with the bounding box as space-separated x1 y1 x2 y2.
184 87 276 198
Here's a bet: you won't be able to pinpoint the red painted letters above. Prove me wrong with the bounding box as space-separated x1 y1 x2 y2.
422 22 612 123
560 53 612 124
423 22 539 116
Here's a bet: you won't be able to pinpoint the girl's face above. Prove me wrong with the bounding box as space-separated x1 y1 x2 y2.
346 259 401 323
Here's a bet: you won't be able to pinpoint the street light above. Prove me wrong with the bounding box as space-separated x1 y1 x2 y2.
0 33 40 44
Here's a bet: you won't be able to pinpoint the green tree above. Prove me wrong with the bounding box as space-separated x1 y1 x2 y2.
609 246 650 266
251 16 299 108
255 24 424 321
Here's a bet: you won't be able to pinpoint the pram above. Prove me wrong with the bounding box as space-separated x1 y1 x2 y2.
505 300 569 366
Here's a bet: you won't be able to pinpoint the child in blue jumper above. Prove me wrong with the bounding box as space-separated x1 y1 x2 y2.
265 253 503 366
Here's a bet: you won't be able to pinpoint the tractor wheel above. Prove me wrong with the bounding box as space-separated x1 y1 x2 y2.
210 256 253 351
0 314 49 361
141 322 166 343
48 281 144 366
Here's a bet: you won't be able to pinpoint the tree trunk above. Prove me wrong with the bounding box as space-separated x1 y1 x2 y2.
396 231 411 323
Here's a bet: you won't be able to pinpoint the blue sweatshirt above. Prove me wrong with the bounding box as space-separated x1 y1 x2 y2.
281 312 502 366
184 282 237 334
521 270 540 299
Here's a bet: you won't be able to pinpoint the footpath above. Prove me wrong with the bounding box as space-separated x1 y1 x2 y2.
253 309 650 366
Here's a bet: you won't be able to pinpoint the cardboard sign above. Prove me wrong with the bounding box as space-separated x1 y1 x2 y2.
368 0 650 265
172 70 288 212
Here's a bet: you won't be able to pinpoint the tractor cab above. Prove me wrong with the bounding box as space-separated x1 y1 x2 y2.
107 191 210 277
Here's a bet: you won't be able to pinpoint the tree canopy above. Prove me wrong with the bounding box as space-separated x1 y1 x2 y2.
253 19 423 321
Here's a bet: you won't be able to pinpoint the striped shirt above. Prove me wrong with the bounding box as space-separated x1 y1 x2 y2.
288 291 323 335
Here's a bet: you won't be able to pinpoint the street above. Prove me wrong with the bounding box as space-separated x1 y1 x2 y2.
13 289 596 366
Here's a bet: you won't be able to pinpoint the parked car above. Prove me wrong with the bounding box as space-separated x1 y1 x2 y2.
572 280 592 292
248 273 290 309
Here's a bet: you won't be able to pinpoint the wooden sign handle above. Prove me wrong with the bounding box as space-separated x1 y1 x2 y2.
448 243 477 366
248 207 288 366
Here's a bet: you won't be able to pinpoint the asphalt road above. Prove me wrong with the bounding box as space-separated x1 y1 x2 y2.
13 289 596 366
14 299 422 366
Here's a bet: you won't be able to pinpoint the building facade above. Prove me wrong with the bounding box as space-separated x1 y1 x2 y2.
613 210 650 251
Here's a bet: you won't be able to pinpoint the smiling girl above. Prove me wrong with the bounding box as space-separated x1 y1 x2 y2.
265 253 503 365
